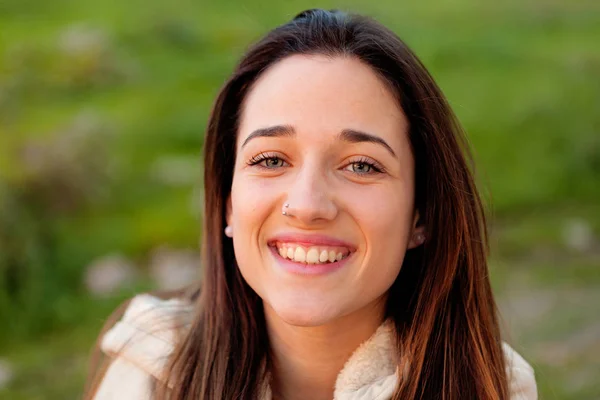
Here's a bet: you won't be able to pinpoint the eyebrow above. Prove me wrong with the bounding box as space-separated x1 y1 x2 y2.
241 125 397 158
241 125 295 148
339 129 397 158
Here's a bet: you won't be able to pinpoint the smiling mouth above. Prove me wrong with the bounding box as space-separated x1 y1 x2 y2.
269 242 352 265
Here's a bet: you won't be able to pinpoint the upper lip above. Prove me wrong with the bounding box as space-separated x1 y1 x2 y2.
267 232 356 250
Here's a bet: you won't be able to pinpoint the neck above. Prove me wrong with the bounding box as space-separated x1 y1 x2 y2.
265 300 386 400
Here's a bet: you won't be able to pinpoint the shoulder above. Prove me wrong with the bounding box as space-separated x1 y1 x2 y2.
90 294 194 399
502 341 538 400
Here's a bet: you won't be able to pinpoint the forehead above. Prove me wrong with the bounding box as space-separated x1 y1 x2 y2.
238 54 408 147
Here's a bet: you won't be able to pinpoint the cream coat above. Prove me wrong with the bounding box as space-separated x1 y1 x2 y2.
93 294 538 399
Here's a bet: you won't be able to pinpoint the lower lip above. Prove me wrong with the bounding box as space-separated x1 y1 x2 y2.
268 246 350 276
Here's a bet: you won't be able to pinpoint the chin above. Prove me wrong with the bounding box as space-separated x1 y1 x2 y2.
264 291 344 327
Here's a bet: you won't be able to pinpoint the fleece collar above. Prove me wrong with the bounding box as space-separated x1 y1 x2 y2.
101 294 537 400
101 295 399 399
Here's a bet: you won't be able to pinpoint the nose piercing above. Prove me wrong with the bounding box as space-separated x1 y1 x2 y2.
282 203 292 217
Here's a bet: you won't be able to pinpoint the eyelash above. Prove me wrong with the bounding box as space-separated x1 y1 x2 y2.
348 157 385 174
246 152 385 175
246 152 286 169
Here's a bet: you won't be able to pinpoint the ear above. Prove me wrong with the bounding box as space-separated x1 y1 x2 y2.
407 209 426 250
226 195 233 228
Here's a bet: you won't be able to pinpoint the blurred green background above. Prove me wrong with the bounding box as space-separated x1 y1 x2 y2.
0 0 599 398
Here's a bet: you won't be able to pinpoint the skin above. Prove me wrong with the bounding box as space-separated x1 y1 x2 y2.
227 54 425 400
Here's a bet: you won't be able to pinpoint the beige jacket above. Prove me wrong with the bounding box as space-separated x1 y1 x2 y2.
93 294 538 400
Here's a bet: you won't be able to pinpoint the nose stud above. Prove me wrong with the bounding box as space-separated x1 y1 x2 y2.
282 203 292 217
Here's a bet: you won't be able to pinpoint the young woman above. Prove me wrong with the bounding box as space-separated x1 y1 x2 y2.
85 9 537 400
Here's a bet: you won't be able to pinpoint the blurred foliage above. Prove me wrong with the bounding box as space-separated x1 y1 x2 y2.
0 0 599 398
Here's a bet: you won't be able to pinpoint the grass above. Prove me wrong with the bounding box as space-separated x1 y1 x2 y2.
0 0 599 398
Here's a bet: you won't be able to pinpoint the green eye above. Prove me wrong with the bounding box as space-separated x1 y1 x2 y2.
351 162 372 174
247 152 288 169
265 157 284 168
343 158 383 175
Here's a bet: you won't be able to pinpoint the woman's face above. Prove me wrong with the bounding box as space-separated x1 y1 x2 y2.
228 54 424 327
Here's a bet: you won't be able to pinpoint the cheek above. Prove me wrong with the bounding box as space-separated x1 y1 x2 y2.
349 182 414 244
231 175 278 226
229 174 280 288
347 183 414 282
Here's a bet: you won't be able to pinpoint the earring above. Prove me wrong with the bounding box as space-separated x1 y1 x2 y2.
415 233 425 243
224 225 233 237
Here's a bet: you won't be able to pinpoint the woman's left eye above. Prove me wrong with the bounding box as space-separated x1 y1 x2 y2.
343 159 383 175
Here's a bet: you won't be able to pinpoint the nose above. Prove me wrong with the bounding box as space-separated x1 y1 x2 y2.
283 167 338 224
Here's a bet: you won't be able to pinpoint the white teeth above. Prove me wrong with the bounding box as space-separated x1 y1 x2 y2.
294 247 306 262
328 250 336 263
306 248 319 264
276 244 350 264
319 250 328 262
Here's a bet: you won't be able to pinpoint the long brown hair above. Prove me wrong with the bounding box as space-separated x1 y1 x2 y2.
92 8 510 399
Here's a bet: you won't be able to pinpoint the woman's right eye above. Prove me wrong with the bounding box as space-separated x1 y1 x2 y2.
263 157 285 168
246 153 288 169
